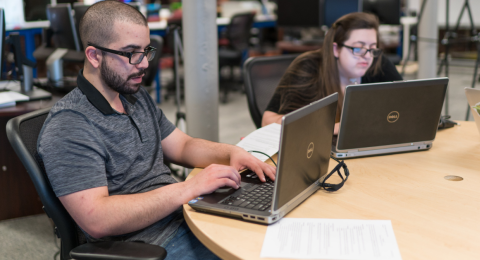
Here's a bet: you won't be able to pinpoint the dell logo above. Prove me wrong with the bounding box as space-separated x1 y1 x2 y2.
307 142 314 159
387 111 400 123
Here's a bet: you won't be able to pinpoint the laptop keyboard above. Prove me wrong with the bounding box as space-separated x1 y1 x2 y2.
220 177 274 211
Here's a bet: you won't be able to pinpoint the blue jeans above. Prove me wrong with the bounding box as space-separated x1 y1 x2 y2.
162 221 221 260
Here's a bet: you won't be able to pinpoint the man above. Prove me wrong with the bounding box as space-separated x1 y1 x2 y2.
37 1 276 259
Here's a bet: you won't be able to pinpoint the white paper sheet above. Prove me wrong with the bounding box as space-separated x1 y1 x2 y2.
236 123 281 162
261 218 402 260
0 91 29 108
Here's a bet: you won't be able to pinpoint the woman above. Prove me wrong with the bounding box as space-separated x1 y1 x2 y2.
262 12 402 133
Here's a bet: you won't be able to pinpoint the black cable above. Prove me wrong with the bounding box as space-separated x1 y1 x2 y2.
247 150 277 166
246 151 348 191
319 156 350 192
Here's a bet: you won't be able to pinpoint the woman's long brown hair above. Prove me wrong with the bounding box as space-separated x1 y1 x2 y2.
277 12 381 119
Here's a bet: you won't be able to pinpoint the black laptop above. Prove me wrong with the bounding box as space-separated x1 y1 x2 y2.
331 77 448 159
188 93 338 224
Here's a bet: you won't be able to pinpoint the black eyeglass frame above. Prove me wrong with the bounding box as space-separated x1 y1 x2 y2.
338 44 382 58
87 42 156 65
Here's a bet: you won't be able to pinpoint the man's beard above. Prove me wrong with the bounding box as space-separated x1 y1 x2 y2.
100 58 144 95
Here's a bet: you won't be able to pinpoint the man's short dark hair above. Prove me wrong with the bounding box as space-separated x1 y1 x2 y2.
79 0 148 50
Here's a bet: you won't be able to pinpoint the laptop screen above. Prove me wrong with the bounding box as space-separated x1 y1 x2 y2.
274 94 337 210
338 78 448 150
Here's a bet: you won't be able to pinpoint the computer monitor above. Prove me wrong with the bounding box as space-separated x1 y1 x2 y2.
277 0 362 28
73 4 90 50
324 0 362 27
0 8 5 79
363 0 401 25
0 8 5 80
57 0 79 4
47 4 81 51
23 0 50 22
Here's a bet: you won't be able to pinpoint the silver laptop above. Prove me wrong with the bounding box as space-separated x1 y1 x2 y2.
465 87 480 135
331 78 448 159
188 93 338 224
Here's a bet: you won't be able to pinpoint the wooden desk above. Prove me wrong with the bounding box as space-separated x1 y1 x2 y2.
0 96 60 220
276 41 322 54
183 122 480 260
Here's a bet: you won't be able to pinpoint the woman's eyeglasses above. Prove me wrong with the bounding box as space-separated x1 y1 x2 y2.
339 44 382 58
87 43 156 65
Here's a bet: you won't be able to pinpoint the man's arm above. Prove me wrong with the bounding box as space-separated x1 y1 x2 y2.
161 128 277 182
60 129 275 239
59 161 240 239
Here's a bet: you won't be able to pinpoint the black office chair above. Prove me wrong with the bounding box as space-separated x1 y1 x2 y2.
218 12 255 103
243 54 298 128
6 108 167 260
142 35 163 88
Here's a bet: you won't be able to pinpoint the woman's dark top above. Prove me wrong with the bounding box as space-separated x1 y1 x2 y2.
265 50 403 115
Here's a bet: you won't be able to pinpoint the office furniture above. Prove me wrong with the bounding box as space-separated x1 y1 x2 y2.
0 96 59 221
218 12 255 103
243 54 297 128
143 35 163 101
72 4 90 51
6 108 167 260
183 122 480 260
276 40 321 53
5 28 43 78
6 16 276 103
47 4 81 52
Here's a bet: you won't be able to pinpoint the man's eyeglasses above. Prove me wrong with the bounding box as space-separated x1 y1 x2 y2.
338 44 382 58
87 43 156 65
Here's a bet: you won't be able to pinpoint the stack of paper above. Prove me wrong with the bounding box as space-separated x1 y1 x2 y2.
0 91 29 108
236 123 281 162
261 218 402 260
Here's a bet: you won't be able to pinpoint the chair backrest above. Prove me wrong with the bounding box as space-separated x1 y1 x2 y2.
226 12 255 51
243 54 298 128
6 108 80 260
143 35 163 87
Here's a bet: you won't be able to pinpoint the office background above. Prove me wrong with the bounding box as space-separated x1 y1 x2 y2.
1 0 480 259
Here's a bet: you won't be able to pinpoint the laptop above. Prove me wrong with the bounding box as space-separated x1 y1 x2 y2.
188 93 338 224
465 87 480 135
331 77 448 159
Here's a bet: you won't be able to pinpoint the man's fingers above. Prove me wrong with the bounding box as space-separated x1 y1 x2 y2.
220 178 239 189
207 164 241 185
263 164 276 181
250 163 267 182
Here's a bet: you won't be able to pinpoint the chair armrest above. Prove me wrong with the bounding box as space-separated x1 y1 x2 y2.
70 241 167 260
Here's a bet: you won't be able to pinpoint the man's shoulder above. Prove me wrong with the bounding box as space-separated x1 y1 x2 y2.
44 88 100 130
50 88 89 115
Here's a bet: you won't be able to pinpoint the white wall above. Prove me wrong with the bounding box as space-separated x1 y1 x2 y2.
408 0 480 28
0 1 25 29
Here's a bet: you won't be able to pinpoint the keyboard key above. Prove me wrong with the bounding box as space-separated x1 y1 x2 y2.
232 199 245 206
254 204 263 210
239 201 250 207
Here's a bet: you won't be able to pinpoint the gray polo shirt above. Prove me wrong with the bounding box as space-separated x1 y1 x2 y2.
38 70 183 246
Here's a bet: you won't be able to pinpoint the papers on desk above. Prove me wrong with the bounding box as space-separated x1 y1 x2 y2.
236 123 281 162
261 218 402 260
0 91 29 108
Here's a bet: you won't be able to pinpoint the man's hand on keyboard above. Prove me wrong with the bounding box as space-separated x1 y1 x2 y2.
229 147 276 182
187 164 241 196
